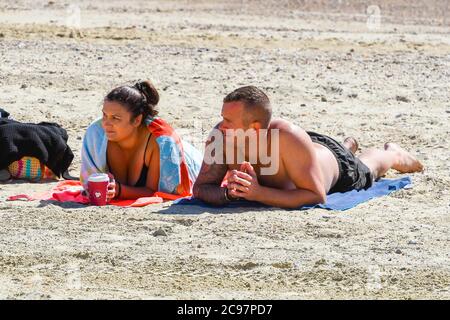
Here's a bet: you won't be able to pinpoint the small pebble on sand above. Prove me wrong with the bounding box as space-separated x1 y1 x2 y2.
153 228 168 237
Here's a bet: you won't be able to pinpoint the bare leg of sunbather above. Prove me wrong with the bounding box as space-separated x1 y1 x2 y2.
357 142 424 179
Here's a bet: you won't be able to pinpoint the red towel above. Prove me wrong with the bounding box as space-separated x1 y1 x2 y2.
7 180 185 207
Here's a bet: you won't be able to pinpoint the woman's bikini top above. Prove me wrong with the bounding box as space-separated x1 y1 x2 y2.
134 133 152 187
107 133 152 188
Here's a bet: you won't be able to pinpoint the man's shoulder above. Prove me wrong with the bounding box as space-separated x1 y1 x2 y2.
269 119 310 144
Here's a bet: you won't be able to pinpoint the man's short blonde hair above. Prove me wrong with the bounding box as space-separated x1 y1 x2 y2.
223 86 272 128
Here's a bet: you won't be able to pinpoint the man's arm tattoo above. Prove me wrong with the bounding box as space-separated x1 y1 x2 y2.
193 162 228 206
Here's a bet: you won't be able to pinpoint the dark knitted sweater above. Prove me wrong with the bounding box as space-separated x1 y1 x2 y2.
0 118 74 176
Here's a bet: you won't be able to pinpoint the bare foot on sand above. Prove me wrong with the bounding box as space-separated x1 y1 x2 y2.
343 137 359 154
384 142 424 173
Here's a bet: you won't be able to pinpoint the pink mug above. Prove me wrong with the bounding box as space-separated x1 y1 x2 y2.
87 173 110 206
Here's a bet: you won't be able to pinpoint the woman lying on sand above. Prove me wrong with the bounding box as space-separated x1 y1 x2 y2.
80 80 202 201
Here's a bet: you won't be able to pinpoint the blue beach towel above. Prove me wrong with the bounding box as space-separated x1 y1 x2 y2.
174 177 412 211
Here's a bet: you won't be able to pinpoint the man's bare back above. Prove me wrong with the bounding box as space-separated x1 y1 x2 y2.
224 119 339 193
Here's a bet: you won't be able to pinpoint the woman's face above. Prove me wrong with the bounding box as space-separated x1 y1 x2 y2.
102 101 141 142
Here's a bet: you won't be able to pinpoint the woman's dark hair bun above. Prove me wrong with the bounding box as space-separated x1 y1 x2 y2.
133 80 159 107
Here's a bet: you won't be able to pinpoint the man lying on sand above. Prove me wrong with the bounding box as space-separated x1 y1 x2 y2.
193 86 423 208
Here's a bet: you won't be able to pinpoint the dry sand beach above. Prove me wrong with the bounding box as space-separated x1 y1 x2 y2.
0 0 449 299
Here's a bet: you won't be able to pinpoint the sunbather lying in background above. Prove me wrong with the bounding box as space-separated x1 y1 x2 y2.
80 80 202 202
193 86 424 208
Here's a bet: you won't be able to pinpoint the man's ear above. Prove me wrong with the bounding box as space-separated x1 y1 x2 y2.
249 121 261 131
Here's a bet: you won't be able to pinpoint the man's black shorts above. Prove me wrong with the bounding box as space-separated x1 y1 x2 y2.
307 131 373 194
